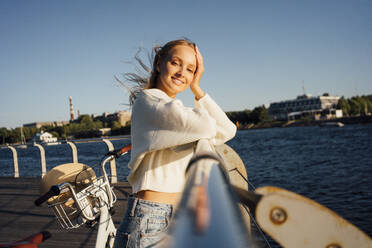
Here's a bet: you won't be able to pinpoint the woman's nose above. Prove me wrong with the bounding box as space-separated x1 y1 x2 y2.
175 68 183 77
175 66 186 76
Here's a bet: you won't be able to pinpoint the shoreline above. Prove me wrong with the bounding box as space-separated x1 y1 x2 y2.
2 117 371 146
237 115 372 130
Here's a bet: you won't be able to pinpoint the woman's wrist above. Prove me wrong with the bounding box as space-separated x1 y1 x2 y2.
192 87 205 100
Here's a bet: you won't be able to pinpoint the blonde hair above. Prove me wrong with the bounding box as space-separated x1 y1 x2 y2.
117 39 196 105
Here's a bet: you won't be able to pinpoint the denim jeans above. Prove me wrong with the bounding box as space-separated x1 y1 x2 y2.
114 197 173 248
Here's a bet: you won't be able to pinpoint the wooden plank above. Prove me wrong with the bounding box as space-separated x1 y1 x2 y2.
0 177 132 248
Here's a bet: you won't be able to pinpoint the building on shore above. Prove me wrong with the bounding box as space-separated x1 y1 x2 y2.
23 121 69 129
268 93 343 121
23 111 131 129
92 111 131 126
32 131 58 144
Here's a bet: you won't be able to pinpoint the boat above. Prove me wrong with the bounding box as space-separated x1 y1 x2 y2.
319 121 344 127
41 141 61 146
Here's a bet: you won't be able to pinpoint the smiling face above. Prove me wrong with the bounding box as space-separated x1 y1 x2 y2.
156 45 196 98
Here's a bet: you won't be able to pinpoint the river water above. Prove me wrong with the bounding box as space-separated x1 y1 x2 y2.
1 124 371 241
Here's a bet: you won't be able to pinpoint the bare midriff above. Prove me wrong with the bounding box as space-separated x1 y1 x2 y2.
135 190 181 206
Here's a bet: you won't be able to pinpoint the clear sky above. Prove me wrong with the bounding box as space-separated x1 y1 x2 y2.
1 0 371 128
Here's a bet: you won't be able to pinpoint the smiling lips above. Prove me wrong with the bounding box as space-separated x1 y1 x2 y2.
171 77 184 86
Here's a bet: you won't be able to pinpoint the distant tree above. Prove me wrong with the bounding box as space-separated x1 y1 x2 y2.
111 121 121 130
13 128 22 143
66 123 80 136
359 95 372 114
337 97 351 116
78 114 92 123
111 124 131 135
62 126 68 139
52 126 65 139
366 100 372 114
78 115 95 129
94 120 103 129
367 95 372 104
7 129 19 144
50 131 60 139
250 105 269 124
0 127 8 144
226 109 252 124
359 97 368 116
348 98 361 116
22 127 31 141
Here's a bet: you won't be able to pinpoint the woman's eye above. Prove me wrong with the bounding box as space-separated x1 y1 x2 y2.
187 68 194 73
171 61 179 65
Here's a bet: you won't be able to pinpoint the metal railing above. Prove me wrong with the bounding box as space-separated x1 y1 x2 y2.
2 136 130 183
169 139 251 247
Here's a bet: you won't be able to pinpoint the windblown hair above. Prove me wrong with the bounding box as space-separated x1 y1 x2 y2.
116 39 196 105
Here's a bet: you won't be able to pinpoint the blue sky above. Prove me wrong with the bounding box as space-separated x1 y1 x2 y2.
1 0 371 128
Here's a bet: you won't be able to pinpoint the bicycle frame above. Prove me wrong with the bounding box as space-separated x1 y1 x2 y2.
35 144 131 248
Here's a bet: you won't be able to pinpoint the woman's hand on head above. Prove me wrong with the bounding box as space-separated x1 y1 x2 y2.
190 46 205 101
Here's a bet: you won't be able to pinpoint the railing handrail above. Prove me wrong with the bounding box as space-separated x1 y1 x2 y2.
169 139 251 247
1 136 130 179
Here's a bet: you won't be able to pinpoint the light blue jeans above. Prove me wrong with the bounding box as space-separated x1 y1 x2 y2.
114 196 173 248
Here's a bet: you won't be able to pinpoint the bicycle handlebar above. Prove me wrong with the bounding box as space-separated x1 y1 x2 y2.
34 185 60 206
105 144 132 159
35 144 132 207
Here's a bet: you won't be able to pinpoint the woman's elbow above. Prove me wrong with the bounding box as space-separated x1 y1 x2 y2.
215 123 237 145
225 123 237 141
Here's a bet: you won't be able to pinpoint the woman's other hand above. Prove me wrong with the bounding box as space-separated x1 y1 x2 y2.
190 46 205 100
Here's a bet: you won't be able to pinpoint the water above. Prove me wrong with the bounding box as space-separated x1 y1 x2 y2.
226 124 372 241
0 139 132 180
1 124 371 241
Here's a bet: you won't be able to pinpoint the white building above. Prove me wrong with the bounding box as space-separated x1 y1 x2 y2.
33 131 58 143
268 93 343 121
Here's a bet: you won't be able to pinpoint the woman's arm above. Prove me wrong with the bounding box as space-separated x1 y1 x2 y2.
195 94 237 145
131 92 218 152
190 46 236 144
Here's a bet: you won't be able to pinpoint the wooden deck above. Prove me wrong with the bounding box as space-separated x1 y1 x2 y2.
0 177 131 247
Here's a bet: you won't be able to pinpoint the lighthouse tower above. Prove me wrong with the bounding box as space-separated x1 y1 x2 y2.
69 96 74 121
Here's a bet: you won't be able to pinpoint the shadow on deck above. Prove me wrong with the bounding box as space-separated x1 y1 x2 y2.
0 177 131 248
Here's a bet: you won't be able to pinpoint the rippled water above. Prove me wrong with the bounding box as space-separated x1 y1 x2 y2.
227 124 372 240
1 124 371 241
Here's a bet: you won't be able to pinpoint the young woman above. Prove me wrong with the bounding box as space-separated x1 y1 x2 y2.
114 39 236 248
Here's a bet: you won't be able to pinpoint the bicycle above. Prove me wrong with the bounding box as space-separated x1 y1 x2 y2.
34 144 131 248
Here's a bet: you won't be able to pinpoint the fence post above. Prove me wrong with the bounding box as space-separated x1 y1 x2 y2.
7 146 19 178
102 139 117 184
33 143 47 178
66 141 78 163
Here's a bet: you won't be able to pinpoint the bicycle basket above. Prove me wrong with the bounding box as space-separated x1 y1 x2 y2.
40 163 99 229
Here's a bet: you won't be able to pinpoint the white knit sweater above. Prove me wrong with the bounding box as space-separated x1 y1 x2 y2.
127 88 236 193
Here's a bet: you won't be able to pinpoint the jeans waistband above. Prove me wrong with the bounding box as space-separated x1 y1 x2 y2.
127 196 173 217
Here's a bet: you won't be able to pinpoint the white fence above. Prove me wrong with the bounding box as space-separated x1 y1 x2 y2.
3 137 129 183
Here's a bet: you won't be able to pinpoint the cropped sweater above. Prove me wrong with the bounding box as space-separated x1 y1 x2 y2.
127 88 236 193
